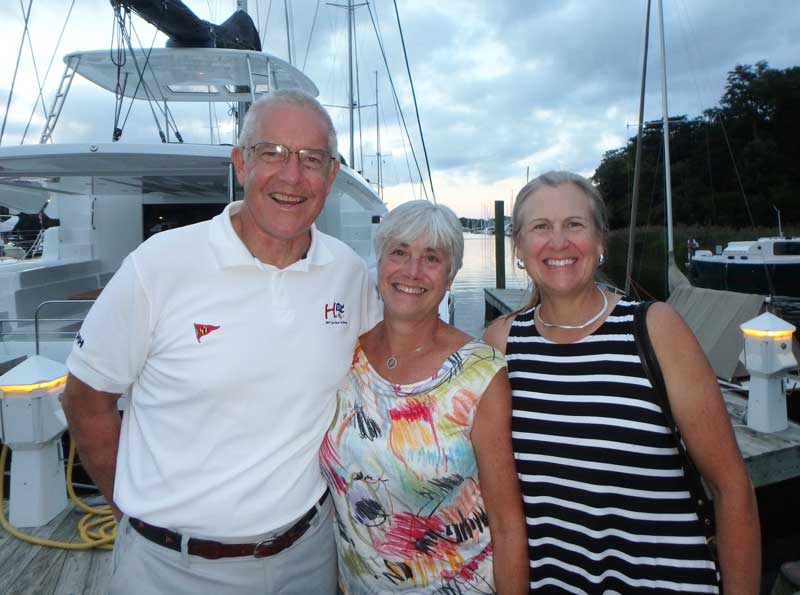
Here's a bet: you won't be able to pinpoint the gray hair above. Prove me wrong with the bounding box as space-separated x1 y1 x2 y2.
510 170 609 312
375 200 464 282
237 89 338 157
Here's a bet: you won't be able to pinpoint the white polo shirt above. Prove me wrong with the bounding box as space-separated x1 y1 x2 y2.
67 201 381 538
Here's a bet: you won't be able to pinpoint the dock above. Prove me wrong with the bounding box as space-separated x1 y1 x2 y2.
0 502 111 594
484 287 800 488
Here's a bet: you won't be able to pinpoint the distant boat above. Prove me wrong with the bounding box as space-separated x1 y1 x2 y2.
689 237 800 298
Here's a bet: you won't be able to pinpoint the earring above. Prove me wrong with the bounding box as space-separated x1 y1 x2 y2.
516 258 526 270
598 253 605 266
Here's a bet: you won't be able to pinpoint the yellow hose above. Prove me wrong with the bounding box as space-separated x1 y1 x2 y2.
0 440 116 549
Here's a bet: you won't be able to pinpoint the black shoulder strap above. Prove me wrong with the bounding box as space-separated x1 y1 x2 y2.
632 301 718 558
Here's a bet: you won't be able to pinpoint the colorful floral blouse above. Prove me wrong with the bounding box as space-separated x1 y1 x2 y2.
320 339 506 594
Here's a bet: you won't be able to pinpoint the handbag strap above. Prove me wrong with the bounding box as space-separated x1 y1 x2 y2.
632 301 718 553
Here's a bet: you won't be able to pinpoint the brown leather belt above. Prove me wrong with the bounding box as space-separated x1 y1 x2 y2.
128 491 328 559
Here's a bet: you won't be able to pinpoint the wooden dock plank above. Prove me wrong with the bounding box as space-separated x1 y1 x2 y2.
12 509 75 595
484 287 528 324
0 505 72 594
79 548 112 595
0 503 112 595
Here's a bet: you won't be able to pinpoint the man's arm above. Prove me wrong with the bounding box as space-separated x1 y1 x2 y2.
61 373 123 519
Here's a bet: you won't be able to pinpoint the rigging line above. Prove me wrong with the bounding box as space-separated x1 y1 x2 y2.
372 6 416 199
116 11 163 135
714 112 757 229
391 0 435 202
713 110 775 296
253 0 261 45
110 4 136 140
19 0 47 142
1 0 34 146
285 0 296 66
117 21 167 142
635 137 663 285
703 114 717 222
353 9 364 173
262 0 274 48
366 2 426 199
301 0 322 72
21 0 76 144
131 23 184 143
117 10 173 142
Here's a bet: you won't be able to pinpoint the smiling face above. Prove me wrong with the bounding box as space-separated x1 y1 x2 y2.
230 102 339 260
516 182 603 299
378 235 450 322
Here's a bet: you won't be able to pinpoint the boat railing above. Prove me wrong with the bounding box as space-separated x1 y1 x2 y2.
33 300 95 355
0 229 45 259
0 300 95 354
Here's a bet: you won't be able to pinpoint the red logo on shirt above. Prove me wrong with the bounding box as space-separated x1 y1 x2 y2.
194 323 220 343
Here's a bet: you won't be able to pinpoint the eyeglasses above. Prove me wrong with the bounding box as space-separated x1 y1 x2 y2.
247 142 334 171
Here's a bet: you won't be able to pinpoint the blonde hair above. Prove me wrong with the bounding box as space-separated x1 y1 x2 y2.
510 171 608 313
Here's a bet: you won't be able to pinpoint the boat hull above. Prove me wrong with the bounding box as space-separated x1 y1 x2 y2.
689 259 800 298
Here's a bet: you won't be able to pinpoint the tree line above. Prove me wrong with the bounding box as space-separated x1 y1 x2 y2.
592 61 800 233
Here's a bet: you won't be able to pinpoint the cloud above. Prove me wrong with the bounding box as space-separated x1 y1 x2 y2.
2 0 799 218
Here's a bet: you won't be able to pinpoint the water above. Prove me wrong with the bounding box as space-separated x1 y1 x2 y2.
452 234 529 338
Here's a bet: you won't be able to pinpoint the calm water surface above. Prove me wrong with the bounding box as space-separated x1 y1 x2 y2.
453 234 529 338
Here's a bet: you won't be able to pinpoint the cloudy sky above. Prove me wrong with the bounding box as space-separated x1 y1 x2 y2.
1 0 798 218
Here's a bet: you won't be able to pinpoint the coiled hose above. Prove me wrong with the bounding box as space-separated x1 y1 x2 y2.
0 439 116 549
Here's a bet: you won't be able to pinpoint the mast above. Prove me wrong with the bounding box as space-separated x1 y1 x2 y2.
283 0 294 65
656 0 690 292
375 70 383 199
347 0 355 168
657 0 674 261
625 0 651 295
236 0 249 140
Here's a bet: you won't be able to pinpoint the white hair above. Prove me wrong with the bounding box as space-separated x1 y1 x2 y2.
375 200 464 282
237 89 337 156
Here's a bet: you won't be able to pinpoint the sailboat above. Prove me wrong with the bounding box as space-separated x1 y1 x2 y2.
0 0 393 366
623 0 775 382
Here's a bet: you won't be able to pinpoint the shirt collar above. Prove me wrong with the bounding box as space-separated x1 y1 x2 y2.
209 201 334 271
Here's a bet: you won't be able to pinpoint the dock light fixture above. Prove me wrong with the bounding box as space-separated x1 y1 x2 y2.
739 312 797 433
0 356 69 527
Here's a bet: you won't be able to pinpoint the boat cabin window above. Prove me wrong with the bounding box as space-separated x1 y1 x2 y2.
773 241 800 256
143 203 227 240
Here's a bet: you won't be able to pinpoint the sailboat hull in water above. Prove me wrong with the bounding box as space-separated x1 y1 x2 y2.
689 237 800 298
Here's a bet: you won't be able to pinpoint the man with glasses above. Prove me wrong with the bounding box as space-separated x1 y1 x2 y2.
61 90 381 594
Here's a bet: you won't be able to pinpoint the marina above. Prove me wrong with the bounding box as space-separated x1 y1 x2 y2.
1 237 799 594
2 0 799 591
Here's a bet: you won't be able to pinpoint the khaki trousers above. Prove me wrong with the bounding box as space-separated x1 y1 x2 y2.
110 497 337 595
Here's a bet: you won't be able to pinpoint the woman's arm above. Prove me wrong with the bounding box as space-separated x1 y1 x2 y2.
647 302 761 595
472 368 529 594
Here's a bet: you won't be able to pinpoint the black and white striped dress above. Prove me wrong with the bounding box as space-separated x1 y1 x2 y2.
507 299 720 594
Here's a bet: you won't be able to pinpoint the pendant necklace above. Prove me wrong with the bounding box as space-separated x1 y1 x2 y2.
535 286 609 330
386 345 427 370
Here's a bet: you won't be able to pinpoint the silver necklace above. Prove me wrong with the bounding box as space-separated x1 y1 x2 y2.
386 345 426 370
535 286 609 330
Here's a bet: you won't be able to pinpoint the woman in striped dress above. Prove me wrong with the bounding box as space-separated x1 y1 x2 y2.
484 171 760 594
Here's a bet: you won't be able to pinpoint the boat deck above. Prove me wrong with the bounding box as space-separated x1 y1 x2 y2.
0 502 111 595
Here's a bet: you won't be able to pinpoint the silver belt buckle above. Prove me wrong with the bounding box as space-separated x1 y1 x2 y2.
253 536 277 558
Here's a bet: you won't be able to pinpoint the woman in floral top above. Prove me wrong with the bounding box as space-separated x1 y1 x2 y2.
320 201 527 594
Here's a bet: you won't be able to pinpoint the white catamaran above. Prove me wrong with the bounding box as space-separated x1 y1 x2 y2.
0 0 396 368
